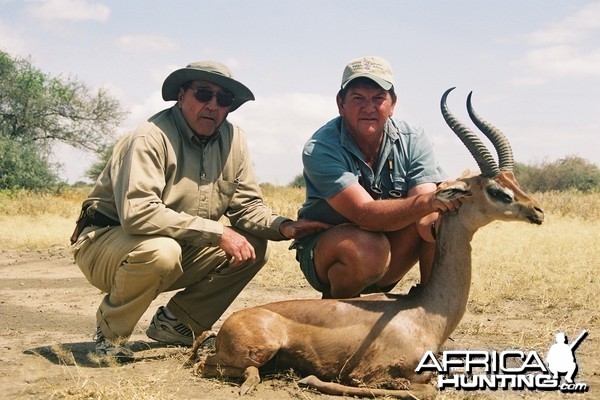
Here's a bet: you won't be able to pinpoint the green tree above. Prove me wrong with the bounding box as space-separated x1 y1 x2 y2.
0 137 57 190
289 173 305 188
85 142 114 182
0 50 127 190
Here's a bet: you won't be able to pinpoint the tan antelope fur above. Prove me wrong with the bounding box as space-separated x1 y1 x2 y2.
190 88 545 399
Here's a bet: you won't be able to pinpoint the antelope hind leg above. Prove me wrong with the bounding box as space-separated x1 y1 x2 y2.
298 375 438 400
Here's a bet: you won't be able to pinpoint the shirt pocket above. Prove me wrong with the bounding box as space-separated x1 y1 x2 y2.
210 179 238 218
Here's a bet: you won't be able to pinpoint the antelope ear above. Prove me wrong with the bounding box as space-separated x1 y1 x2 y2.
436 180 472 201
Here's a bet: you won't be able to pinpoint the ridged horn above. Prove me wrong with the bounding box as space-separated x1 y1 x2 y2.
466 92 514 172
441 88 500 178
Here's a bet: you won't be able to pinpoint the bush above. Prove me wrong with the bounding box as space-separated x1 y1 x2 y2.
0 137 58 190
288 173 305 188
515 156 600 192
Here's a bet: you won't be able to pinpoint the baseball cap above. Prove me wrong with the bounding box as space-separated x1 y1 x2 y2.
341 56 394 90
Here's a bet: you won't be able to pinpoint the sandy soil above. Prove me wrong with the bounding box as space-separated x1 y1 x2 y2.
0 247 345 399
0 247 597 399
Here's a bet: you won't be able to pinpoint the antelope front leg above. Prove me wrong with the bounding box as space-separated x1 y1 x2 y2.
187 330 217 364
240 365 261 395
196 354 247 379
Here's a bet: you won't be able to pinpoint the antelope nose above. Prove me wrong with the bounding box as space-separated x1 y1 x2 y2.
529 207 545 225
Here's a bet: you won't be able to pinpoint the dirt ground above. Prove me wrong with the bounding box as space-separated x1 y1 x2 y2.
0 247 597 399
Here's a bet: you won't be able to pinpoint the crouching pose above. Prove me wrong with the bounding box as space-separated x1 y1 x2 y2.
71 60 327 361
294 56 459 299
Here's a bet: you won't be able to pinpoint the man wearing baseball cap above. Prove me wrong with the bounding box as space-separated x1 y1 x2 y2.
71 61 328 361
294 56 462 299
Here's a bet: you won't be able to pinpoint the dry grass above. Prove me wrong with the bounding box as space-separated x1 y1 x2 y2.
2 185 598 239
2 186 598 399
466 218 598 347
0 188 86 249
535 189 600 221
0 188 87 217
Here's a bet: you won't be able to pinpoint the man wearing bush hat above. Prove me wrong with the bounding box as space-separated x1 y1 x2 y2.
71 60 328 361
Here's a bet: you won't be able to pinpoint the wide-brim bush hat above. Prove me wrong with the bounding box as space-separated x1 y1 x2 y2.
341 56 394 91
162 60 255 112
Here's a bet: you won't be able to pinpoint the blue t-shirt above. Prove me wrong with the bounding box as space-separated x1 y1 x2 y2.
298 116 446 225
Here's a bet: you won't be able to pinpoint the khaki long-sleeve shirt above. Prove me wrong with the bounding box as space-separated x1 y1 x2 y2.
83 106 288 247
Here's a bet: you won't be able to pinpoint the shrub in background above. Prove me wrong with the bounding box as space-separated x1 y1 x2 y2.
515 155 600 192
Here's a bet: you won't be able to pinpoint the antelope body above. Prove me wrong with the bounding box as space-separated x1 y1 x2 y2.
191 88 545 398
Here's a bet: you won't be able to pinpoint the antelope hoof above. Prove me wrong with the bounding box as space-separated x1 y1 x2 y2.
240 366 260 395
192 360 204 375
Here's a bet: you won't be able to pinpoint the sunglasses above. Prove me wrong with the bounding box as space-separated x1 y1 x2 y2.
188 87 235 108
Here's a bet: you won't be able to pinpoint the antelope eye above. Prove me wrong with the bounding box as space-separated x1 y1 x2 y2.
486 187 513 204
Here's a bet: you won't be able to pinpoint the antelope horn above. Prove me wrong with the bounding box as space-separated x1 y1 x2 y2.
441 87 500 178
466 92 514 172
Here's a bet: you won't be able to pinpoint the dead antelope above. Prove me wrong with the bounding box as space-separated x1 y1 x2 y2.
191 88 545 399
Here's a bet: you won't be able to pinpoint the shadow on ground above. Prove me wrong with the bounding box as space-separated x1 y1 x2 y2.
23 340 181 367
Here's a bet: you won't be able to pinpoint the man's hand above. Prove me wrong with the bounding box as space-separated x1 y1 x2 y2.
279 220 330 240
429 181 470 213
219 226 256 268
430 195 464 213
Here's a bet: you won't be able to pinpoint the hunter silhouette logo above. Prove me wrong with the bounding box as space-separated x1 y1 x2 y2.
546 330 587 385
415 330 589 393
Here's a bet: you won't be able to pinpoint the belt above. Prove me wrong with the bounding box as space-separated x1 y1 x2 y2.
88 211 120 228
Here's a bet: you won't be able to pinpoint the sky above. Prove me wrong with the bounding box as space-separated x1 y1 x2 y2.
1 0 599 185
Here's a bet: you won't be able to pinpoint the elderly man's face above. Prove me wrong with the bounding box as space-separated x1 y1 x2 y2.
337 82 396 141
178 80 231 137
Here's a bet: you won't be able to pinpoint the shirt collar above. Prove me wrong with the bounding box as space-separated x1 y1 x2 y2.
339 117 399 162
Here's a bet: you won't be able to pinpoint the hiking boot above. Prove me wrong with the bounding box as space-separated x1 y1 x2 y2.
94 326 134 362
146 306 194 346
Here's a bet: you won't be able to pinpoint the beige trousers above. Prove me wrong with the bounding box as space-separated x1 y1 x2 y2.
73 226 269 341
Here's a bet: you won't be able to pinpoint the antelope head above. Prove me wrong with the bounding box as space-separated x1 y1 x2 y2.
438 88 545 230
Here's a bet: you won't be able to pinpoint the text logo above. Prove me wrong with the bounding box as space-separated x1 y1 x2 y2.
415 330 588 393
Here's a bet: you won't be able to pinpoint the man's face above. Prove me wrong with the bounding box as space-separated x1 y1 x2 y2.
178 80 232 137
337 82 396 140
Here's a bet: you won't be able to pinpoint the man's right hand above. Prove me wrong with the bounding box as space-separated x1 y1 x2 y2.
219 226 256 268
279 219 331 240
